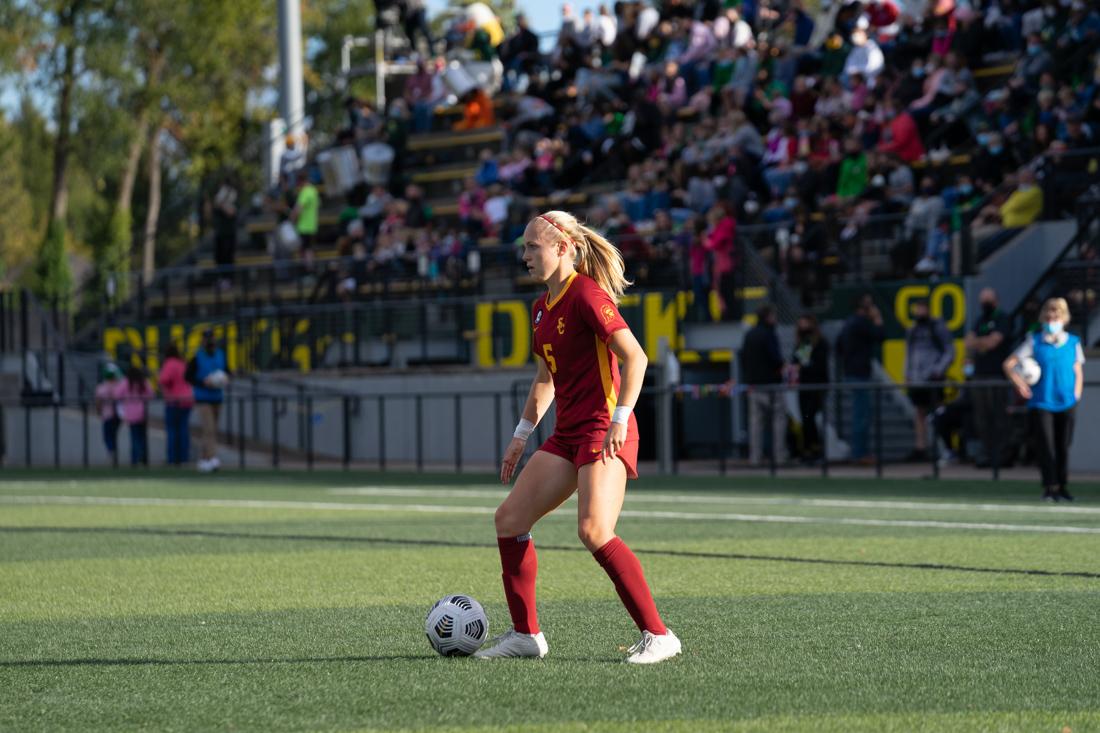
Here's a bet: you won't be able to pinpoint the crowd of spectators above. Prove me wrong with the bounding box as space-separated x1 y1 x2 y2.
737 284 1077 471
250 0 1099 316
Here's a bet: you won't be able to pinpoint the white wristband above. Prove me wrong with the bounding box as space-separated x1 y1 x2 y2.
513 418 535 441
611 405 632 425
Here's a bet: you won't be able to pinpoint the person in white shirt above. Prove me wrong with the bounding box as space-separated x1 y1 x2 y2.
597 4 617 48
844 26 885 85
714 7 752 49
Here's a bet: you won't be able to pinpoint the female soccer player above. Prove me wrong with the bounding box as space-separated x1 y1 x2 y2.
474 211 681 664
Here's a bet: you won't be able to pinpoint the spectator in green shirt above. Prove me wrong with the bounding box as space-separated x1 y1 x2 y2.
836 137 868 199
293 175 321 267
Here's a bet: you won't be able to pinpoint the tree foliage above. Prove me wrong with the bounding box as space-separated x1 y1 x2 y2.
0 114 38 283
4 0 280 306
4 0 448 309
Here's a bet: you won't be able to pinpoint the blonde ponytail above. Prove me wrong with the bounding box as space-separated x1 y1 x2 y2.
535 210 632 304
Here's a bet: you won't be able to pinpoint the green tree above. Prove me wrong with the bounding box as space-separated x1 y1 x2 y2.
12 0 116 304
0 115 38 284
128 0 275 283
34 220 74 306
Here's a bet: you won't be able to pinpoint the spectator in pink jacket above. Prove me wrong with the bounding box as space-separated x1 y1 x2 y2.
704 202 738 321
94 364 123 462
688 217 711 321
159 343 194 466
113 366 153 466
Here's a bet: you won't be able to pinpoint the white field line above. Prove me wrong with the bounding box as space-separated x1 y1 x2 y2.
3 480 1095 515
2 495 1100 535
325 486 1100 516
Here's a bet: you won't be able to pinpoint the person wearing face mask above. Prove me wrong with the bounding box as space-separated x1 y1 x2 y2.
1010 32 1052 94
964 288 1013 467
791 314 830 463
1003 298 1085 501
899 60 926 103
972 132 1015 192
904 176 943 274
998 167 1043 228
836 138 868 199
877 96 925 164
904 298 956 462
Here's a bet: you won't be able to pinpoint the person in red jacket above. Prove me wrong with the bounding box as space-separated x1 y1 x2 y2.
866 0 900 44
878 97 925 163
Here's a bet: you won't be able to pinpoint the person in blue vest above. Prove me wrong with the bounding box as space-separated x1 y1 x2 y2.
186 329 230 473
1003 298 1085 502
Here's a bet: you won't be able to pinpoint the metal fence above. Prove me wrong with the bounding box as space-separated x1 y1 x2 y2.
4 378 1095 480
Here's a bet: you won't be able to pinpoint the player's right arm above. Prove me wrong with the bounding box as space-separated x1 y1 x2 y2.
501 356 555 484
521 354 555 426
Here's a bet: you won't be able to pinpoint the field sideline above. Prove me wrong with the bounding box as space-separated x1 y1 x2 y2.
1 470 1098 732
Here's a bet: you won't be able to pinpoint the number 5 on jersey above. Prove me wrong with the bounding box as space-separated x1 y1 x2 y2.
542 343 558 374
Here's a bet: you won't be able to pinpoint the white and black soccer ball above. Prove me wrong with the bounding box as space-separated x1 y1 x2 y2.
204 369 230 389
1015 357 1041 386
425 594 488 656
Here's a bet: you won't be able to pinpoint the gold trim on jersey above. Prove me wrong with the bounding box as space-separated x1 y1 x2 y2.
544 271 578 311
594 334 618 419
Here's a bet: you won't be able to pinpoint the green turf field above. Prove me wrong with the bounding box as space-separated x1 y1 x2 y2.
1 470 1098 732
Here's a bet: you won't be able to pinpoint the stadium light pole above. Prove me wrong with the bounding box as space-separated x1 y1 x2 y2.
277 0 306 143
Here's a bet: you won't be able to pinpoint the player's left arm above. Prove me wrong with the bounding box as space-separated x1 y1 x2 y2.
603 327 648 462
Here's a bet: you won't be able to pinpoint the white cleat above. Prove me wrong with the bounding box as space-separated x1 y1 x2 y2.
625 629 682 664
473 630 548 659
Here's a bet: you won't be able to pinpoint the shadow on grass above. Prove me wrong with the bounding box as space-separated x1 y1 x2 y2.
0 654 435 668
4 525 1100 579
0 654 621 668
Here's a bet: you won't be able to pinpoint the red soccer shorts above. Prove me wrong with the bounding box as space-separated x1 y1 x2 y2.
538 432 639 479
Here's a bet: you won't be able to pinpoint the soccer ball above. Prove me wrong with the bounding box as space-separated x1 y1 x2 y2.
1015 357 1041 386
425 594 488 656
205 369 230 389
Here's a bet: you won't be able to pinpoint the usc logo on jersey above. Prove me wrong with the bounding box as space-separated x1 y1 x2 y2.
601 304 616 324
557 317 566 335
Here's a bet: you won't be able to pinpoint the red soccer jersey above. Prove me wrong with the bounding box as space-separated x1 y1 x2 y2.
531 272 640 442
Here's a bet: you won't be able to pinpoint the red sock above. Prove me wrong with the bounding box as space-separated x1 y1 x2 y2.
497 534 539 634
593 537 667 635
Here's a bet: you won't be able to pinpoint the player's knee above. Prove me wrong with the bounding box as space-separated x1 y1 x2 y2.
577 519 611 552
494 503 526 537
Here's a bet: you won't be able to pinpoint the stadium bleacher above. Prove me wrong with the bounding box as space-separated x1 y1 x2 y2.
80 0 1099 344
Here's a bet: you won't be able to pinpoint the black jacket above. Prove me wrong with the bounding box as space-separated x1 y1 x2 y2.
741 323 784 385
793 338 830 384
838 315 885 379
